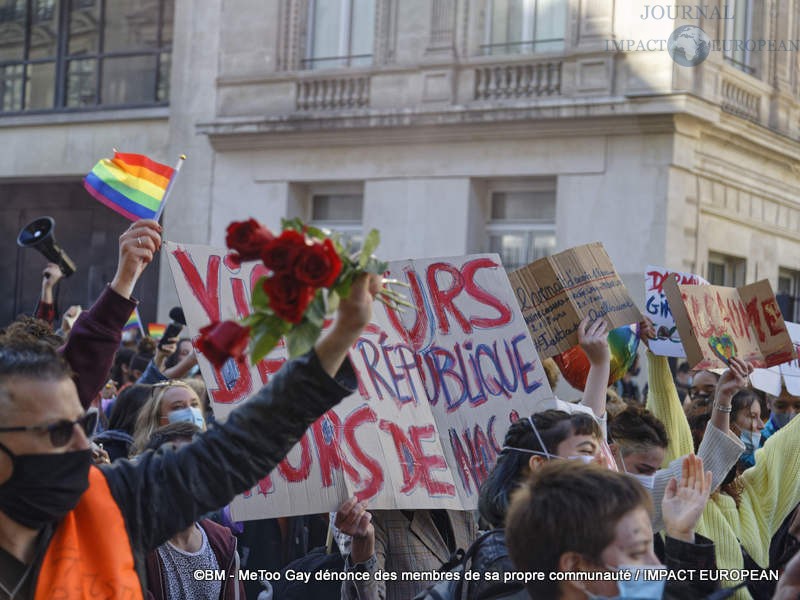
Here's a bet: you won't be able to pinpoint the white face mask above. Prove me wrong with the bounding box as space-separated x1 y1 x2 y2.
630 472 656 490
567 455 596 465
614 446 656 489
502 446 597 465
504 416 598 464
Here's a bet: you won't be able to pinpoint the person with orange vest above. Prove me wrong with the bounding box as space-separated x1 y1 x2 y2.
0 220 380 599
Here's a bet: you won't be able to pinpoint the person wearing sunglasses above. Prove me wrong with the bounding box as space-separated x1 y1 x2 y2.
0 272 380 600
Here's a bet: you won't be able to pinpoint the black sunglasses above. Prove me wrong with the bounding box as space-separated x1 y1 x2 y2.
0 410 98 448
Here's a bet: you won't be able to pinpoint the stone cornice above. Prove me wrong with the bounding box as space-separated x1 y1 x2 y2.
701 205 800 242
198 93 800 158
199 96 681 150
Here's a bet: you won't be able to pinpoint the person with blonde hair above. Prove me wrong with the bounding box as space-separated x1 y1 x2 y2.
131 379 205 455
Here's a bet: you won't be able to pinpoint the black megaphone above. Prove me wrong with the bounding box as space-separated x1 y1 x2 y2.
17 216 77 277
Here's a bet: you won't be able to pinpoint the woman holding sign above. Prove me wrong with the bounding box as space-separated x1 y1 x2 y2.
646 325 800 599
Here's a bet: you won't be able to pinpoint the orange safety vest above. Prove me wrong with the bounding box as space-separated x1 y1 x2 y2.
35 466 143 599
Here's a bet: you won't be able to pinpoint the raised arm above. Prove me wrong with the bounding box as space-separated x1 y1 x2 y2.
578 316 610 420
709 357 752 436
642 317 694 463
740 405 800 544
62 220 161 408
104 274 378 554
35 263 63 325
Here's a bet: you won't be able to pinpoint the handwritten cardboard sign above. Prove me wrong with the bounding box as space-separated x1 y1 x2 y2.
749 322 800 396
166 243 557 519
507 242 642 358
644 266 708 358
663 278 796 370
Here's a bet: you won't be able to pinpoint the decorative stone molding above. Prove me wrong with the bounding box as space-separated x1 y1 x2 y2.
296 74 370 110
473 60 562 100
720 77 761 122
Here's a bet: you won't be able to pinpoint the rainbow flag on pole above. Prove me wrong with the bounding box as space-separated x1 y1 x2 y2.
83 151 177 221
123 308 145 337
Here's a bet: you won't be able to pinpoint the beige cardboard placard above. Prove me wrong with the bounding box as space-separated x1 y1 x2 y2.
663 277 796 370
508 242 642 358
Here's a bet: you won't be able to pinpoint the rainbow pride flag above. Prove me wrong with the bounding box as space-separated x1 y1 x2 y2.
148 323 167 340
123 308 144 336
84 151 176 221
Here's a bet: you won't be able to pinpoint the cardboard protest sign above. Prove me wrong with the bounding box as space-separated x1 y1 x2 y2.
166 243 555 519
644 266 708 358
507 242 642 358
663 278 796 370
750 322 800 396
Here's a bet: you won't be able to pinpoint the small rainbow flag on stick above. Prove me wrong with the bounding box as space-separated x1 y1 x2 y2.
123 308 145 337
148 323 167 340
83 151 184 221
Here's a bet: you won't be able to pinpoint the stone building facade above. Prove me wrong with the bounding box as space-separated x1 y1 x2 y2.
1 0 799 326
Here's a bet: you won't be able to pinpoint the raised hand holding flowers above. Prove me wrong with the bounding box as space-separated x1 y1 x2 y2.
196 218 411 368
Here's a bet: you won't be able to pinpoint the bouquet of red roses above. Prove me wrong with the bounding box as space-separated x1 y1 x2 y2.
196 217 410 368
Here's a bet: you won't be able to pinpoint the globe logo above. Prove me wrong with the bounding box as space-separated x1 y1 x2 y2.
668 25 712 66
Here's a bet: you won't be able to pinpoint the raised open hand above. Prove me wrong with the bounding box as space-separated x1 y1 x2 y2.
715 357 754 403
661 454 712 543
578 316 609 366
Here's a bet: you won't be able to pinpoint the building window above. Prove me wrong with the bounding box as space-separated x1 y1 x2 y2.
707 252 746 287
486 179 556 271
482 0 566 56
304 0 375 70
723 0 754 74
0 0 173 113
777 268 800 322
308 184 364 250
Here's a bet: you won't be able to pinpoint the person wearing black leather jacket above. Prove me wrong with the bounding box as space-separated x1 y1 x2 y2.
0 220 381 599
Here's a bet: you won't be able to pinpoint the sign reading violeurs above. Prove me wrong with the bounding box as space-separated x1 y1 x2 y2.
166 243 558 519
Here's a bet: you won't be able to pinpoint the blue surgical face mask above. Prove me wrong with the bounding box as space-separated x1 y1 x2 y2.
586 564 666 599
168 406 205 430
771 412 795 430
740 430 761 454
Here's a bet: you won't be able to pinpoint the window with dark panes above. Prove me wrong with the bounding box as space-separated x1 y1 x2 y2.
0 0 172 113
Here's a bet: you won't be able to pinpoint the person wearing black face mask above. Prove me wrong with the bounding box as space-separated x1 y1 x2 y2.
0 270 380 600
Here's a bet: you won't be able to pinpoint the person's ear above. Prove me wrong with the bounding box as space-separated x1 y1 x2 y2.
528 455 546 471
559 552 595 595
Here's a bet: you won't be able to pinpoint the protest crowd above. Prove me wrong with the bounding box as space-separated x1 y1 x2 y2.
2 213 800 600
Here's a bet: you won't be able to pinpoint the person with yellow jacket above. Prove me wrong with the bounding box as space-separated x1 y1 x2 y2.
647 349 800 600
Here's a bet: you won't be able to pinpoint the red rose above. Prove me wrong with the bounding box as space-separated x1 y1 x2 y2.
261 229 307 274
226 219 274 262
197 320 250 368
263 274 315 324
294 238 343 288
